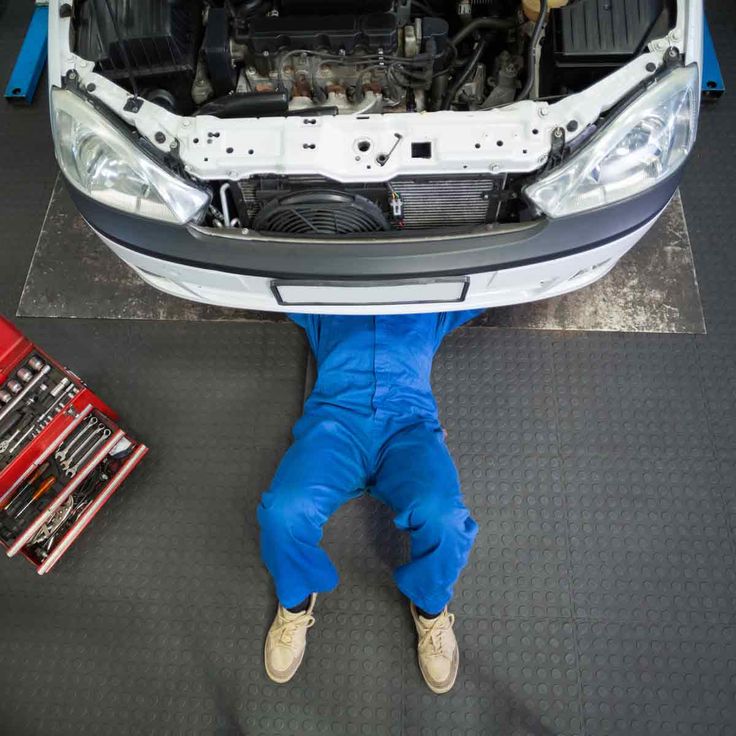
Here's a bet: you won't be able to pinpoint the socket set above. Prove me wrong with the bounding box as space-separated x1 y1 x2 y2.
0 357 80 469
0 317 148 574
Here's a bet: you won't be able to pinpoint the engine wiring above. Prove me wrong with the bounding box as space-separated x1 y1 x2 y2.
275 48 450 97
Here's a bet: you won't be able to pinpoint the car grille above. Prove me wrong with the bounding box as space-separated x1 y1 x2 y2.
237 174 505 234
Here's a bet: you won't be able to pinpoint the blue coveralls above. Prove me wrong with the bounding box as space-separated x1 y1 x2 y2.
257 311 483 614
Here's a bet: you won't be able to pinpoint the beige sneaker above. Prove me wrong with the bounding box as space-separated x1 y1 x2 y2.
264 594 316 684
410 603 459 694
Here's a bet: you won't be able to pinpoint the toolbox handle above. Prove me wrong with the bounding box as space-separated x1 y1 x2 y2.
7 428 125 557
37 443 149 575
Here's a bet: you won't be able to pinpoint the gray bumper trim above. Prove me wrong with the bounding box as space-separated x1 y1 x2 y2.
67 170 682 280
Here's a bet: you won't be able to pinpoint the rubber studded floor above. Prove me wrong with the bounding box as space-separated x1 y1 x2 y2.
1 3 736 736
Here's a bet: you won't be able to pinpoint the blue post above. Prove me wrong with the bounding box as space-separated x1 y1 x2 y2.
4 5 49 104
702 18 725 101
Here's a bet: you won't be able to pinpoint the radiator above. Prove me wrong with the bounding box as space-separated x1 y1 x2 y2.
389 176 504 229
237 174 505 231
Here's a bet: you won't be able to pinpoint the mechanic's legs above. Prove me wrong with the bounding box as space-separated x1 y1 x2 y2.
258 415 367 683
373 422 478 613
372 422 478 693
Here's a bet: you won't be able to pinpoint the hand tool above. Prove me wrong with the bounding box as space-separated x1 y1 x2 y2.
8 416 44 456
0 364 50 423
60 425 106 472
14 475 56 518
35 383 76 428
17 367 33 383
28 356 44 371
29 495 74 550
48 377 70 398
0 410 23 439
0 427 22 454
55 416 98 463
7 380 22 394
3 462 50 513
66 429 111 477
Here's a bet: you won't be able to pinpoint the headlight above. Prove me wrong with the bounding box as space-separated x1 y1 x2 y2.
525 64 699 218
50 88 210 224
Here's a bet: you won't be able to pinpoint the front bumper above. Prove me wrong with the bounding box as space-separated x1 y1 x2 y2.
68 170 681 314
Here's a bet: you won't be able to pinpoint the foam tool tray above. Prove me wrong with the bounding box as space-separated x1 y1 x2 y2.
0 316 148 574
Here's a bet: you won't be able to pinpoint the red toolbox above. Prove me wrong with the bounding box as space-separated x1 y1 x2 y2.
0 317 148 574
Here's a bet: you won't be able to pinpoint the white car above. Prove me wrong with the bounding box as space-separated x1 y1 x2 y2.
48 0 702 314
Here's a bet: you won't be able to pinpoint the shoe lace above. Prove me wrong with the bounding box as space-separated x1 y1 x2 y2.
273 610 315 646
418 612 455 658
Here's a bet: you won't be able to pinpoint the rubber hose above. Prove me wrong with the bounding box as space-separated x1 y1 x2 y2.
517 0 548 101
450 17 517 48
441 37 489 110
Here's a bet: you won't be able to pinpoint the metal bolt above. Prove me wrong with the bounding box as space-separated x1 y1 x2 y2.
553 127 564 139
538 106 549 117
490 165 501 173
67 69 78 81
155 132 166 144
170 140 179 151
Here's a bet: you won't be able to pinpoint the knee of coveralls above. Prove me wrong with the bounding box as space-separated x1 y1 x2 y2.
395 487 479 614
258 483 341 609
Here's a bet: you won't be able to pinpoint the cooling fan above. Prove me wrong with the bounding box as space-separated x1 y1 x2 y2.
252 190 390 235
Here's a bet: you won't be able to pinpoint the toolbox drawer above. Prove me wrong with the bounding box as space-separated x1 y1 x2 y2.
0 317 147 573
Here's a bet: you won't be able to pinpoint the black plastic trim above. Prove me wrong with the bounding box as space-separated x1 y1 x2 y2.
66 168 683 281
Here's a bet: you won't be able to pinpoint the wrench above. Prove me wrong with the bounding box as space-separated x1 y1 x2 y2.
0 428 21 454
60 425 108 473
7 421 39 456
55 417 98 463
66 429 111 477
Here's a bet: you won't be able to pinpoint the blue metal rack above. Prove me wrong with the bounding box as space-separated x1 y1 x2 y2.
4 4 49 104
702 18 725 100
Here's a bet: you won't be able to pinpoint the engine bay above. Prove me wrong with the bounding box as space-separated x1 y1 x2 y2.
72 0 675 118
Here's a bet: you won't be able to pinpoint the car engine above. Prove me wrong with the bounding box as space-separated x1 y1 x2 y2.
72 0 675 118
69 0 677 235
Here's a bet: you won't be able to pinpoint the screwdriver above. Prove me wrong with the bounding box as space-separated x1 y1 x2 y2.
14 476 57 519
3 462 50 513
